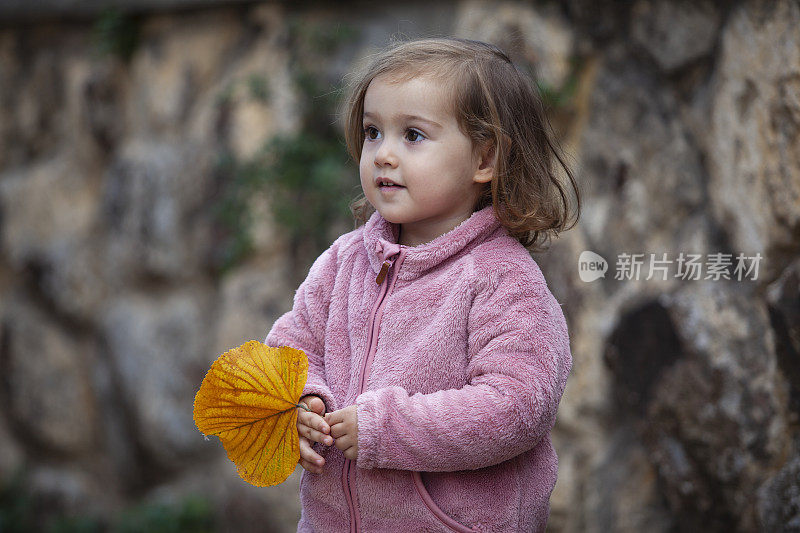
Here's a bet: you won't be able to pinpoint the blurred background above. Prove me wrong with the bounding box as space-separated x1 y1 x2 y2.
0 0 798 531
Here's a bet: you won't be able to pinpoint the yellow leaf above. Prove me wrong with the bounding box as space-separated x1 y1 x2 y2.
193 341 308 487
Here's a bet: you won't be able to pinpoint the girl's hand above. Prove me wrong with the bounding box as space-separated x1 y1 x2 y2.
325 405 358 461
297 395 334 474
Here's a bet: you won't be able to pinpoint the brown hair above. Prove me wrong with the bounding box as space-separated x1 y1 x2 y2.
340 36 581 251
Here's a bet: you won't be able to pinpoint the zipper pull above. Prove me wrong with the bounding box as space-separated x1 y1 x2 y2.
376 261 390 285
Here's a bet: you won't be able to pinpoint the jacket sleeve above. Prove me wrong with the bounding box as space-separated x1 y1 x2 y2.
264 241 340 416
355 264 572 472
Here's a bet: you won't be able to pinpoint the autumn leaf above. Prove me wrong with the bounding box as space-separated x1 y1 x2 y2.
193 341 309 487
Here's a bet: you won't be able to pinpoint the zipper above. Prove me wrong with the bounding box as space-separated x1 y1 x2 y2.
342 245 406 533
375 261 390 285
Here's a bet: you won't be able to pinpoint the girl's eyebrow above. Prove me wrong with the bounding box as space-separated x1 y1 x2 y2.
363 111 442 129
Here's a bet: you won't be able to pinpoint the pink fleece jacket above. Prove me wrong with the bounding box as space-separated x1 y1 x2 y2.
264 205 572 533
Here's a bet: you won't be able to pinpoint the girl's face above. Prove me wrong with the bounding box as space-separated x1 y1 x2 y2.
359 74 493 247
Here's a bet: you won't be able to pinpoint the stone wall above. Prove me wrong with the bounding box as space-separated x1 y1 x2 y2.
0 0 798 531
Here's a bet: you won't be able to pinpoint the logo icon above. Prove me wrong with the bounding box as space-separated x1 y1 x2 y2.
579 251 608 282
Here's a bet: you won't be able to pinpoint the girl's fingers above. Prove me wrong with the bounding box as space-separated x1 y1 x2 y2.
296 412 333 446
300 396 326 416
300 457 323 474
296 424 332 446
308 397 326 416
298 410 330 434
305 426 334 446
299 436 322 462
299 437 324 473
299 454 322 473
332 435 350 451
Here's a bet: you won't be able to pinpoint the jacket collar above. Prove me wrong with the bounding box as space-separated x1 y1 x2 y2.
363 205 505 281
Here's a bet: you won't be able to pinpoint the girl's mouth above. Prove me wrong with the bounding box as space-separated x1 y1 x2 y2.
376 177 404 189
378 183 405 194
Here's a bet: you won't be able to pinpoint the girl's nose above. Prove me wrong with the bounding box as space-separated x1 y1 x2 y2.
374 140 398 168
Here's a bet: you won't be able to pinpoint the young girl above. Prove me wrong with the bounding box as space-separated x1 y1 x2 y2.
265 37 580 533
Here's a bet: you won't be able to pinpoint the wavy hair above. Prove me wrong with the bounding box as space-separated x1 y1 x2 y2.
339 36 580 250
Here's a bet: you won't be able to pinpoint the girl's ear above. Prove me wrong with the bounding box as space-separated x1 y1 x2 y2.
473 141 496 184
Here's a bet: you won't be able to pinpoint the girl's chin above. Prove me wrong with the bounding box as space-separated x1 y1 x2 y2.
375 210 402 223
373 209 410 226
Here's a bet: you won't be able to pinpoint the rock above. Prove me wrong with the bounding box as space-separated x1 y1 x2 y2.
3 42 64 164
100 288 215 468
0 151 116 322
454 0 574 90
0 153 100 271
757 448 800 532
630 0 721 72
644 281 792 531
766 259 800 423
564 0 630 45
146 454 302 533
577 40 708 279
101 138 212 281
0 32 21 170
219 5 296 162
0 407 24 482
0 0 233 21
37 236 111 323
0 28 125 167
127 8 241 137
585 423 674 533
212 257 292 357
80 59 127 155
0 292 97 454
25 463 117 521
603 299 684 418
708 0 800 281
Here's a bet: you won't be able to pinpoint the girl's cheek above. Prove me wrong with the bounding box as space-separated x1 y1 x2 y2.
360 149 374 168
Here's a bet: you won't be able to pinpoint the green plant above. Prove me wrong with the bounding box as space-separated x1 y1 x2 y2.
46 515 103 533
535 54 584 110
0 469 34 532
91 7 140 62
210 18 361 277
113 495 214 533
247 74 271 102
0 469 213 532
210 131 356 277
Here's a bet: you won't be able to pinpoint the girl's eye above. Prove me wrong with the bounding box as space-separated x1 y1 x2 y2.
362 126 425 143
405 129 424 142
363 125 378 140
